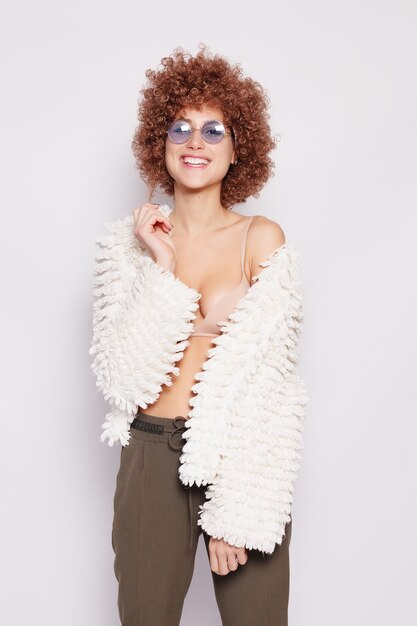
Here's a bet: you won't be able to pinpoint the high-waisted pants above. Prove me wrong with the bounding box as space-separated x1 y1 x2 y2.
111 410 292 626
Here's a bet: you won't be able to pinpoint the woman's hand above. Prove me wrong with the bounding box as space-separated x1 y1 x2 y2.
208 537 248 575
132 203 176 268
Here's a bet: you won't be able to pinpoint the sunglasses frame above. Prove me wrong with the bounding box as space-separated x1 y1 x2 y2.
166 119 234 145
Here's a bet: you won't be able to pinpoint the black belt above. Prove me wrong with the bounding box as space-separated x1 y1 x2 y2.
130 415 187 451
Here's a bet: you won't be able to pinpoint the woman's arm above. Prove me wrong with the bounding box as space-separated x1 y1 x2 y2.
194 217 309 554
89 215 201 446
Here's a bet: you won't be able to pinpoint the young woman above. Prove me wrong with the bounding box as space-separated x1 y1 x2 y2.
90 45 308 626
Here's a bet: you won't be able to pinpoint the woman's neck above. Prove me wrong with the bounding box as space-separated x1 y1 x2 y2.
169 184 231 237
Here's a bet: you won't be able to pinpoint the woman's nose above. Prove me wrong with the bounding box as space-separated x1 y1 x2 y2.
186 128 205 149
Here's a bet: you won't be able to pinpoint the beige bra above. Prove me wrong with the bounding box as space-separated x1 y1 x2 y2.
190 216 255 338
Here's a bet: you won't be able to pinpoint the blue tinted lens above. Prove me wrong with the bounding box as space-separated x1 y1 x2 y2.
168 120 191 143
202 121 225 143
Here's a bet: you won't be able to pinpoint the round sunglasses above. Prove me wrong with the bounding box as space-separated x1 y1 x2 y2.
167 119 234 145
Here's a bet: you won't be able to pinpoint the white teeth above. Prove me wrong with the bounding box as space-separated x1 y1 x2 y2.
182 157 209 165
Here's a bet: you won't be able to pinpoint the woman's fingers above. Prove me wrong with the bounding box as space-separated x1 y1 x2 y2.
131 202 176 264
236 546 248 566
133 203 173 233
151 206 174 233
208 538 248 576
148 211 172 234
208 547 220 575
217 550 231 576
132 202 160 220
217 548 241 575
132 203 173 242
224 546 247 573
227 552 239 572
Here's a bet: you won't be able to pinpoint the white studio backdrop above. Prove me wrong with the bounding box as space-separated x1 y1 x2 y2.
1 1 416 625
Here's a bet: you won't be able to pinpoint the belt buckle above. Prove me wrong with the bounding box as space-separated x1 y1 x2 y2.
168 416 187 451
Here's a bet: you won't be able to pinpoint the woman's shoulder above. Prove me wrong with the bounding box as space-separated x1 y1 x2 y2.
249 213 285 242
247 214 287 278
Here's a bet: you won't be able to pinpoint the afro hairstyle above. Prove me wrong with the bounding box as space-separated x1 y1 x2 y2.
132 44 277 209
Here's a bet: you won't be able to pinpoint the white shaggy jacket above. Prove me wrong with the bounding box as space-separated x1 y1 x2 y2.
89 205 309 554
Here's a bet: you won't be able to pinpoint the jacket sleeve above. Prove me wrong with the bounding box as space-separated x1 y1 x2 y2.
88 215 201 446
194 243 309 554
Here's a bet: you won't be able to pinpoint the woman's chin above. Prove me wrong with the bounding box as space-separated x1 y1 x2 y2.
172 180 210 193
172 174 225 194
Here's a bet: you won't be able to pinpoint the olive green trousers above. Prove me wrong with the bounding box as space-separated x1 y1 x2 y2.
111 410 292 626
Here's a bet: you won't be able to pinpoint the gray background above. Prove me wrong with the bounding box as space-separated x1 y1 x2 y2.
1 0 416 624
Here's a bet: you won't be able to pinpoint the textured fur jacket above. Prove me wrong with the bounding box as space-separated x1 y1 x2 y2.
89 204 309 554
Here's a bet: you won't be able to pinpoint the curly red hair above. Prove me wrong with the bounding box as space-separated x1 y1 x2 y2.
132 44 277 209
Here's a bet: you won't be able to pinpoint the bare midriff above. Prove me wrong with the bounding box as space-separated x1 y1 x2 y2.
139 335 215 419
139 213 253 421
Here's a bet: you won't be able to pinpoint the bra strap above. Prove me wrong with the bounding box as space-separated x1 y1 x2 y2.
240 216 255 271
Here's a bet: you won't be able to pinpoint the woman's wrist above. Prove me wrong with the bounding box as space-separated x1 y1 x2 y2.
155 256 176 274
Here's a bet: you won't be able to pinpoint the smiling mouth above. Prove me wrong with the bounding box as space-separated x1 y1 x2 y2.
180 156 210 167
